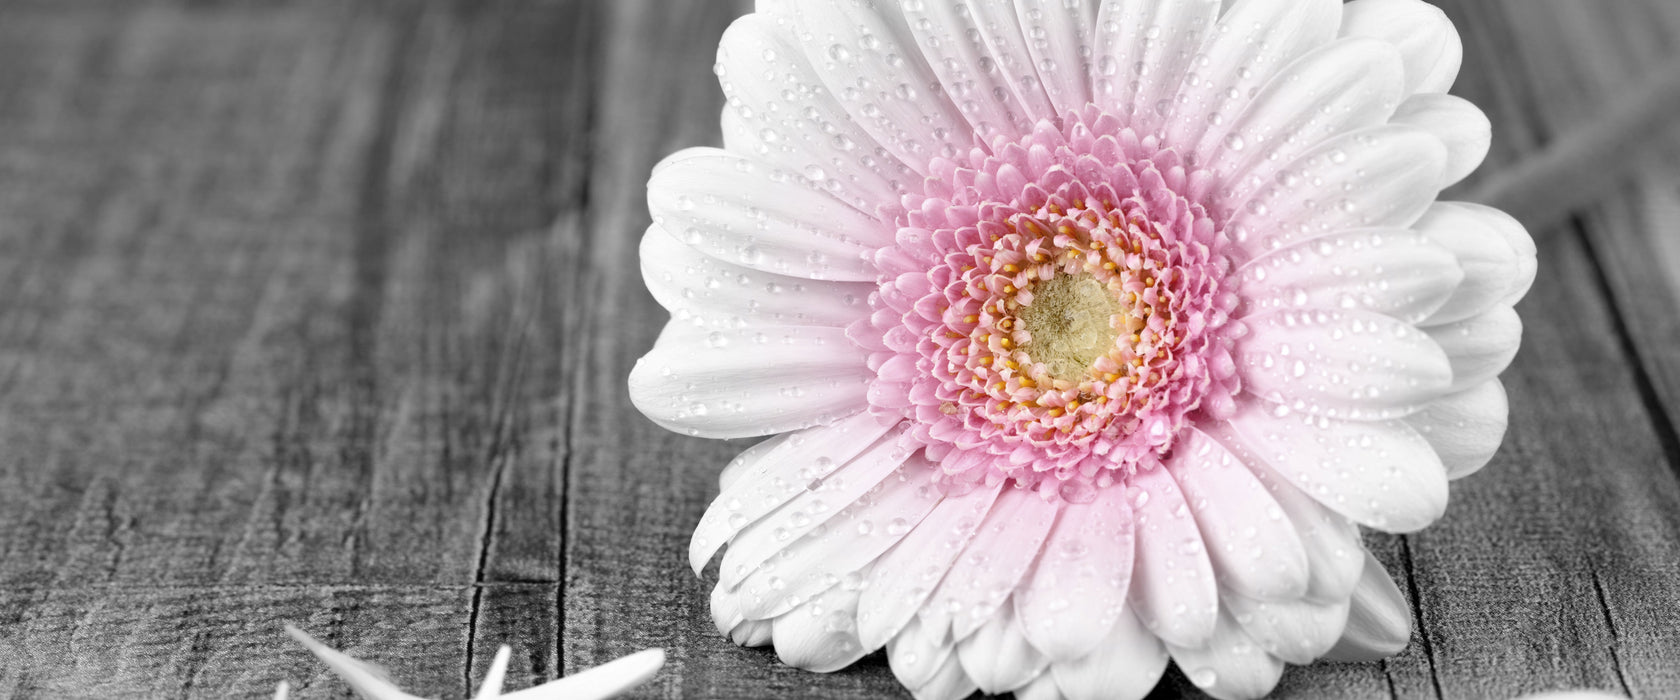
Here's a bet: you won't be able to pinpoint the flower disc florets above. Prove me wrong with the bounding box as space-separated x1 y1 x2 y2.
866 107 1242 501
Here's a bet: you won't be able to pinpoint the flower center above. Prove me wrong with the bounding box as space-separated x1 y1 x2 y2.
865 107 1243 500
1017 273 1121 383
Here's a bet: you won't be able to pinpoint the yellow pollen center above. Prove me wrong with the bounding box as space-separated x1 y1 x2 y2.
1017 273 1124 382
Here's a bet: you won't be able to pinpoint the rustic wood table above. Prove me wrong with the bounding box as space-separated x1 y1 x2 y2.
1 1 1678 698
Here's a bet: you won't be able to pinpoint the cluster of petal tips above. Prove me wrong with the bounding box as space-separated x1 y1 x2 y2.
278 625 663 700
630 0 1537 698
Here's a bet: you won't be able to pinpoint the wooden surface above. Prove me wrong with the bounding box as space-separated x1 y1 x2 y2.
0 1 1677 698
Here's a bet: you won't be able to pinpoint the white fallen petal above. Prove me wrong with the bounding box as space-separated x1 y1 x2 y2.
473 647 512 700
501 649 666 700
285 625 422 700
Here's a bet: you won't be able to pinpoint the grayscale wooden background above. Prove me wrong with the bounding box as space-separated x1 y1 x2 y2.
0 1 1677 698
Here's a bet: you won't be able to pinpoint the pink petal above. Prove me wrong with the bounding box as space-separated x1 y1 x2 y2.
1167 428 1310 601
1012 0 1098 116
901 0 1034 142
1015 485 1135 662
733 458 944 620
959 0 1057 121
629 323 873 439
1092 0 1222 135
1127 466 1219 647
692 411 899 571
721 433 909 592
922 487 1061 641
856 482 1006 650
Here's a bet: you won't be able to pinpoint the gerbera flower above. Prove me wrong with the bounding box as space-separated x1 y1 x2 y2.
629 0 1534 698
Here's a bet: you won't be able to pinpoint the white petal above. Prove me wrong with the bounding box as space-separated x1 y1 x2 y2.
1166 610 1286 700
284 626 424 700
1225 400 1449 533
1224 594 1350 664
888 616 955 691
1216 437 1364 602
960 0 1057 121
1015 485 1135 662
1238 309 1452 418
500 650 667 700
1425 306 1522 393
1404 379 1509 480
640 225 872 329
733 456 945 619
1324 549 1412 662
1127 466 1219 647
721 433 910 592
1415 202 1536 325
692 412 899 571
1339 0 1462 95
648 148 885 280
1092 0 1222 133
922 487 1061 641
857 482 1006 650
630 324 872 439
731 619 775 647
1391 93 1491 188
909 651 980 700
954 603 1048 695
901 0 1034 142
712 582 775 646
1013 0 1098 116
1167 428 1310 601
1237 228 1462 326
1200 38 1404 190
1225 125 1447 256
767 0 975 171
1048 609 1168 700
1015 673 1066 700
715 15 912 212
772 583 870 672
1161 0 1341 152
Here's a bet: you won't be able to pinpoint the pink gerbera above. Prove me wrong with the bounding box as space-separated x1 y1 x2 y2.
630 0 1535 698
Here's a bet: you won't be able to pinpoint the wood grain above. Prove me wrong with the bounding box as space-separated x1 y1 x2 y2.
0 1 1677 698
